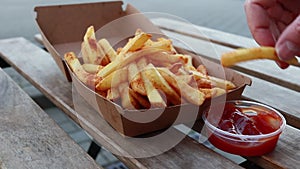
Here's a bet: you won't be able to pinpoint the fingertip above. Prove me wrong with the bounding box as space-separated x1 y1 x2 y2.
276 60 289 69
276 41 300 61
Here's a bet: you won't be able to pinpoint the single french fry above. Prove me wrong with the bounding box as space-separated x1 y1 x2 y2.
147 53 188 65
119 32 152 56
196 78 212 88
82 63 103 74
118 82 140 109
221 47 300 67
98 38 117 62
128 62 147 96
199 87 226 99
190 70 236 90
82 26 108 65
157 68 205 106
64 52 100 87
196 64 208 75
96 67 128 91
168 62 183 74
129 88 151 109
138 58 167 108
97 48 163 78
208 76 236 90
143 38 173 52
106 87 120 101
144 64 181 105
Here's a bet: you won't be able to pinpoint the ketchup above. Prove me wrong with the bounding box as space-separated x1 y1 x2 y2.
218 103 281 135
204 101 285 156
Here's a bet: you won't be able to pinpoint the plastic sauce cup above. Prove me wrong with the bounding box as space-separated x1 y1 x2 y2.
202 100 286 156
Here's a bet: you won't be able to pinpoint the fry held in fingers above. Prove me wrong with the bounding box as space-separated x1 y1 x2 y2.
221 47 300 67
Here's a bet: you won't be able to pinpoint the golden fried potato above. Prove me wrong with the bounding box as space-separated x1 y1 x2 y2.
82 63 103 74
64 52 100 87
138 58 167 108
221 47 300 67
96 67 128 91
144 64 181 105
118 82 140 110
98 38 117 62
82 26 109 65
128 62 147 96
157 68 205 106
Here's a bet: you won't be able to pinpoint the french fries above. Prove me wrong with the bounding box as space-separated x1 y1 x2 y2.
221 47 300 67
64 27 237 110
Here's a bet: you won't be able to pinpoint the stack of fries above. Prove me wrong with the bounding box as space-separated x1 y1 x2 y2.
64 26 236 110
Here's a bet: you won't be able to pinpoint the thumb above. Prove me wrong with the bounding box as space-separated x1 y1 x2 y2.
276 15 300 61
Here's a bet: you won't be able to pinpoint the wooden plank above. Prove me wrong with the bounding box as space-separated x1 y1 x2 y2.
152 18 300 92
151 17 258 49
0 68 101 169
0 37 243 169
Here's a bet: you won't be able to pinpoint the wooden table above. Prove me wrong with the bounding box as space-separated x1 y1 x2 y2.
1 17 300 169
0 68 102 169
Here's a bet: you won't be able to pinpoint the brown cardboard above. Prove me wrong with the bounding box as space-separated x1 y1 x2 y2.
35 1 251 136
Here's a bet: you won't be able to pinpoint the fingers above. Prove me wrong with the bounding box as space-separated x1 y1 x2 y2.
244 0 276 46
276 15 300 61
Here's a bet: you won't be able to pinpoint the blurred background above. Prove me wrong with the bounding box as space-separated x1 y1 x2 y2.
0 0 251 44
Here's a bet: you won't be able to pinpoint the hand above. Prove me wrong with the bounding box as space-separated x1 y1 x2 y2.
244 0 300 68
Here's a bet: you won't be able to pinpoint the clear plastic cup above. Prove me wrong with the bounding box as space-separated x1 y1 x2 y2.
202 100 286 156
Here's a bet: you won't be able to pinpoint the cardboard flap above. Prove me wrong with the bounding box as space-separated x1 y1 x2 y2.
35 1 124 44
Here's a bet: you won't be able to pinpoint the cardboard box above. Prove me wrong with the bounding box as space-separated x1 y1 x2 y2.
35 1 251 136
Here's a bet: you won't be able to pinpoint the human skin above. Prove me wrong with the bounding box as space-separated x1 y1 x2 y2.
244 0 300 68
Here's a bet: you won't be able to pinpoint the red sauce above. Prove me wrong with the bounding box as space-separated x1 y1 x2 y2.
218 103 281 135
205 102 284 156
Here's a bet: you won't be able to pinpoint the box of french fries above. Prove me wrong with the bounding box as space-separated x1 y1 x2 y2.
35 1 251 136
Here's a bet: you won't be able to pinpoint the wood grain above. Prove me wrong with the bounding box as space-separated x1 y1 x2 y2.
0 68 101 169
0 37 242 169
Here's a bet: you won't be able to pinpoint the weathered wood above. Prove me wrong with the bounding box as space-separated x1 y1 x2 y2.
151 17 258 49
0 37 242 168
152 18 300 92
0 68 101 169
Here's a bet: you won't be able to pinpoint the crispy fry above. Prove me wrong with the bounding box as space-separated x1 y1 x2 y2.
199 87 226 99
138 58 166 108
82 26 109 65
128 62 147 96
221 47 300 67
157 68 205 105
148 53 188 65
98 38 117 62
97 48 163 78
82 63 103 74
118 82 140 109
129 88 151 109
196 64 208 75
208 76 236 90
119 32 152 56
144 64 181 105
64 52 100 87
189 70 236 90
106 87 120 100
96 67 128 91
143 38 174 52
